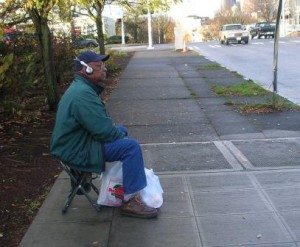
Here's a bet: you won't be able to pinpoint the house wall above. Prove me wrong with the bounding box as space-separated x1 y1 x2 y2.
74 15 116 37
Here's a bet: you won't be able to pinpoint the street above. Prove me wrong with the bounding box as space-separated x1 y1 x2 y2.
188 37 300 104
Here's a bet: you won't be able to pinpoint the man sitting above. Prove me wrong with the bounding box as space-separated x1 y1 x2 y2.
50 51 158 219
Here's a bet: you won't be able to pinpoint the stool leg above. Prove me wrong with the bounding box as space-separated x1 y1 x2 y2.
79 186 101 212
62 187 79 214
91 182 99 195
61 172 83 214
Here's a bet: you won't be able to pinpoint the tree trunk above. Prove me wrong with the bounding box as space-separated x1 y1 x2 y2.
96 14 105 54
31 10 59 111
41 21 60 111
70 17 76 43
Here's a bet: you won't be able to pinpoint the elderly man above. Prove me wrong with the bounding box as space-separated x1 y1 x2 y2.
50 51 158 219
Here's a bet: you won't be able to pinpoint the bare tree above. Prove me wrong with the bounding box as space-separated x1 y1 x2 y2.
258 0 278 22
245 0 278 22
153 14 175 43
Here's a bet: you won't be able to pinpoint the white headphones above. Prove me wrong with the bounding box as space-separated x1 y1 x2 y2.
75 57 93 75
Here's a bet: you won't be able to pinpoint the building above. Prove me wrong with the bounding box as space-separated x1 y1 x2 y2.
49 6 116 38
74 15 115 37
221 0 237 10
282 0 300 35
73 7 116 37
239 0 256 14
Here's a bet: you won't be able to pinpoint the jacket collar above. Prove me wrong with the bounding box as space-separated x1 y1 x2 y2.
75 73 104 95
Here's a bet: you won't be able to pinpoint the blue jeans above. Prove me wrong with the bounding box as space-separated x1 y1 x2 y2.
104 138 147 194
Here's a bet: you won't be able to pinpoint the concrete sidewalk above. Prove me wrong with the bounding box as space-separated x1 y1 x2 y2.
20 48 300 247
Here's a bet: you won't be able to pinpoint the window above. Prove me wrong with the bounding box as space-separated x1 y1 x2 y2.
226 25 242 30
296 0 300 7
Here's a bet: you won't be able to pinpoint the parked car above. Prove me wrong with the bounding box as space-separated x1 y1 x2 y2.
73 37 99 49
219 24 249 45
249 22 276 39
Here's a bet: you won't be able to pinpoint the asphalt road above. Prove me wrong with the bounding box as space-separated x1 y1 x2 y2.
188 37 300 104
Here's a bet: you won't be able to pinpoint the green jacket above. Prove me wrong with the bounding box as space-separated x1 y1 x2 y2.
50 74 125 173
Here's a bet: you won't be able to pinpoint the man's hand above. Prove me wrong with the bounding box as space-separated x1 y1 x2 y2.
116 124 128 136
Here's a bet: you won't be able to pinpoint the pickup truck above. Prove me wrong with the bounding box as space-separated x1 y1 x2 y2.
219 24 249 45
250 22 276 39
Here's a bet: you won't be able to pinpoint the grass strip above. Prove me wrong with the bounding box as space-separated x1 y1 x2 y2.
212 81 268 97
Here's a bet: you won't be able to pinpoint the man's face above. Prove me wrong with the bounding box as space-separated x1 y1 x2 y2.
87 61 107 86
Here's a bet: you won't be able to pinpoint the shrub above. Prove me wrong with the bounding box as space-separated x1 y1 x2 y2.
0 32 75 121
105 50 126 74
52 36 75 87
106 35 129 44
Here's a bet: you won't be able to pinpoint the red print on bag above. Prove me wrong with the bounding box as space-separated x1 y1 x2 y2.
109 184 124 199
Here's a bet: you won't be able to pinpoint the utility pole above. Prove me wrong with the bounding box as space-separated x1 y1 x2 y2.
121 7 125 44
281 0 286 37
147 4 154 49
273 0 282 100
158 15 161 44
121 18 125 44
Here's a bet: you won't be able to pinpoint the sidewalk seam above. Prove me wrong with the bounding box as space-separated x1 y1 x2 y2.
213 141 244 171
183 176 204 247
248 174 299 243
223 141 254 169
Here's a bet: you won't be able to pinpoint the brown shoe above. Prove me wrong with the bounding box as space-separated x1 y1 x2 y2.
120 194 158 219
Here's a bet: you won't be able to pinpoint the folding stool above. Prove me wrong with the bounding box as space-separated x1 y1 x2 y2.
60 161 101 214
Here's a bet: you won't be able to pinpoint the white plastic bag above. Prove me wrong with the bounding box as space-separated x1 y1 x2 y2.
97 161 124 207
140 168 164 208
